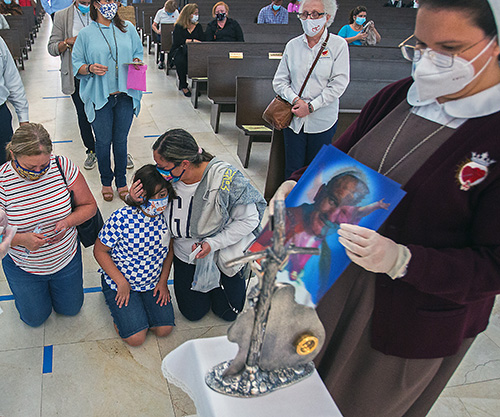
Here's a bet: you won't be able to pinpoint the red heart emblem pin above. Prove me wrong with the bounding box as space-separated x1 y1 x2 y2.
461 166 486 184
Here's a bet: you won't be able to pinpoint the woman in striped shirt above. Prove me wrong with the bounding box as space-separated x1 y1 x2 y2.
0 123 97 327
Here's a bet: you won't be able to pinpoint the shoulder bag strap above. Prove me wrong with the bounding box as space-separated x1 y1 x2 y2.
54 156 69 188
297 32 330 98
54 156 76 209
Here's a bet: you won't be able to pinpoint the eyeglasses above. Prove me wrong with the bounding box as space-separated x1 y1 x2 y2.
399 34 490 68
297 11 326 20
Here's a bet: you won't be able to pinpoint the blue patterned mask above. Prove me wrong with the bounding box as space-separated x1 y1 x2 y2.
141 196 169 216
156 165 184 183
97 2 118 20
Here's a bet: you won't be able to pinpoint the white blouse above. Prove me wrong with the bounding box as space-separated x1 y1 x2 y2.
273 29 350 134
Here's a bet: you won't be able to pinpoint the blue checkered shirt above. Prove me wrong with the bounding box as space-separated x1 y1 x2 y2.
257 5 289 24
99 206 169 292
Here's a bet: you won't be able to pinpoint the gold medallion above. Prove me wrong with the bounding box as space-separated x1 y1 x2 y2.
295 334 319 356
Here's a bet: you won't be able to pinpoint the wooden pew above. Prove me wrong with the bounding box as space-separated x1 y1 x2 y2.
20 6 37 37
0 29 24 69
133 3 158 42
235 76 275 168
187 41 286 108
348 45 404 60
207 56 280 133
350 58 411 80
5 15 31 55
159 23 174 74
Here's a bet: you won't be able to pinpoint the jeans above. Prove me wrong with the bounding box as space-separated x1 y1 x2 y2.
101 276 175 339
0 102 13 164
283 122 338 178
71 78 95 153
91 93 134 188
2 245 84 327
173 256 246 322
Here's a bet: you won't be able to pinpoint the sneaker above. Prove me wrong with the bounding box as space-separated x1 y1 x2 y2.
84 151 97 170
126 153 134 169
158 61 165 70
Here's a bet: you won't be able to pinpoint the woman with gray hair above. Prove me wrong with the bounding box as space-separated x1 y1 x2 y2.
273 0 349 178
129 129 266 322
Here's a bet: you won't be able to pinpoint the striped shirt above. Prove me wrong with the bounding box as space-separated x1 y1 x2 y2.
0 155 79 274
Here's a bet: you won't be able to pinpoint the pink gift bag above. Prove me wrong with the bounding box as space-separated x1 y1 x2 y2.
127 64 147 91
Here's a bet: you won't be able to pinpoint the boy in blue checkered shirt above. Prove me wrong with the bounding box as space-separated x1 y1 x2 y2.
94 165 176 346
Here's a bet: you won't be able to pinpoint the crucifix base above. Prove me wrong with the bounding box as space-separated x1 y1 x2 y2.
205 361 315 397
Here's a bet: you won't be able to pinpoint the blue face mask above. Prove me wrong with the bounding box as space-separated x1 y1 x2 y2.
156 165 184 183
272 4 280 11
78 3 90 14
4 0 12 4
355 16 366 25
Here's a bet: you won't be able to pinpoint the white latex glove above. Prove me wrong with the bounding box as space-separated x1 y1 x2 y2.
0 225 17 259
269 180 297 216
337 223 411 278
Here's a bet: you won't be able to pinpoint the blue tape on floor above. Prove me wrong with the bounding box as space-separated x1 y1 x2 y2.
144 135 160 138
43 345 53 374
42 96 71 99
53 140 73 144
0 294 14 301
1 281 174 301
47 69 59 72
143 91 153 94
84 286 102 294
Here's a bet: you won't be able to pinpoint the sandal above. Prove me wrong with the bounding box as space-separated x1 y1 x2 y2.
118 187 129 202
102 187 114 202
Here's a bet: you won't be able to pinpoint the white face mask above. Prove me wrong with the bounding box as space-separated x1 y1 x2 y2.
412 37 496 101
191 14 199 23
301 16 327 37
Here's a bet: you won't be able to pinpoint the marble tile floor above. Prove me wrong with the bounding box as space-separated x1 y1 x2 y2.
0 17 499 417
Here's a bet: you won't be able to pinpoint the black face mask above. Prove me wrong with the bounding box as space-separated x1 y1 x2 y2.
216 12 226 21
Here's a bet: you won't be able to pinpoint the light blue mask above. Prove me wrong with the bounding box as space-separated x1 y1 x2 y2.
272 4 280 11
77 3 90 14
355 17 366 25
4 0 12 4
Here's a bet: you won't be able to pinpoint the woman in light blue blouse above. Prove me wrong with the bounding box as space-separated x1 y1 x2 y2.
72 0 143 202
337 5 380 45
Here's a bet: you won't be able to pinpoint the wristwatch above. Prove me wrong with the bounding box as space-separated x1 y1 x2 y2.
87 64 93 75
308 103 314 113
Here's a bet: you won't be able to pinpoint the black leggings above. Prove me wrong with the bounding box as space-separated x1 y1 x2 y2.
174 49 188 89
173 256 246 322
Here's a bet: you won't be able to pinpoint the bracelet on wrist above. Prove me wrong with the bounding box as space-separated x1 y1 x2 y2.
308 102 314 113
87 64 93 74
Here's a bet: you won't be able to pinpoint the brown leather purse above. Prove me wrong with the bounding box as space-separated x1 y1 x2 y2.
263 33 330 130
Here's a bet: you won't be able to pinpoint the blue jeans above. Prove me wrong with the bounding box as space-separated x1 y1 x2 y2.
0 102 13 164
101 276 175 339
2 245 84 327
173 256 246 322
91 93 134 188
283 122 338 178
